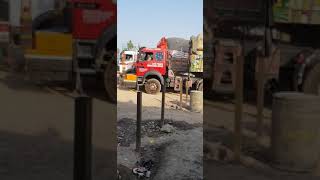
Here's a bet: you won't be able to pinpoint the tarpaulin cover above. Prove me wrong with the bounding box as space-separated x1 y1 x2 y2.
166 37 190 52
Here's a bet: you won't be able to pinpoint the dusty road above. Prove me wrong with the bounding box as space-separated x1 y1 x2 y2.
117 88 203 124
0 67 116 180
117 88 203 179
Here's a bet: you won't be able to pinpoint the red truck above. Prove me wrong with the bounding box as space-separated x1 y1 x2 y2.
136 37 203 94
13 0 116 101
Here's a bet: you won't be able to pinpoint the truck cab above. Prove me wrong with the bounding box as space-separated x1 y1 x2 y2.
9 0 117 101
135 36 203 94
119 50 137 73
136 48 167 93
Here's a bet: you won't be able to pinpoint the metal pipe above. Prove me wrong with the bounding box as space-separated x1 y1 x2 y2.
234 53 244 161
74 96 92 180
257 56 265 137
161 83 166 127
180 79 183 109
136 91 142 151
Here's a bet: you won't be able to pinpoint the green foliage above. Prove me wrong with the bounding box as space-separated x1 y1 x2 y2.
126 40 135 51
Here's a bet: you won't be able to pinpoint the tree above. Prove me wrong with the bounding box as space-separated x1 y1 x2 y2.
126 40 135 50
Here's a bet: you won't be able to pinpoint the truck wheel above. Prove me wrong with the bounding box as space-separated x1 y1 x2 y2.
303 63 320 95
145 79 161 94
104 63 117 103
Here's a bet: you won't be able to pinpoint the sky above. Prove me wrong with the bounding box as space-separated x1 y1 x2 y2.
117 0 203 50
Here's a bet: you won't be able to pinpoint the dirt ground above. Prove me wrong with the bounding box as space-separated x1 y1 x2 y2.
117 88 203 179
0 65 117 180
203 99 319 180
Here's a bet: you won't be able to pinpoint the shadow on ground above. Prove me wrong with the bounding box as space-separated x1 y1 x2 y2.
0 130 116 180
203 127 318 180
0 68 113 103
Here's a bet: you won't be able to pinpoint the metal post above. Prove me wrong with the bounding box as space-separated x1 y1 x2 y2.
185 81 189 103
74 96 92 180
136 90 142 152
234 53 244 161
180 79 183 109
256 0 272 138
161 83 166 127
257 56 265 137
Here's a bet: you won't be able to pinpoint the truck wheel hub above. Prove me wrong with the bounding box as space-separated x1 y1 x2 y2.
150 83 157 90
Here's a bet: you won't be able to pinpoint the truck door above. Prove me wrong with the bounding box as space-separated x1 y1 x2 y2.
72 0 116 40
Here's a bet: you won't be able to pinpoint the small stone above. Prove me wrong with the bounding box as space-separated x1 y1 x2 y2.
160 124 175 133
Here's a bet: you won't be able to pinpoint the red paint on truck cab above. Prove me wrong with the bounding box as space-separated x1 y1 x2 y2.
136 48 167 77
71 0 116 40
136 37 170 78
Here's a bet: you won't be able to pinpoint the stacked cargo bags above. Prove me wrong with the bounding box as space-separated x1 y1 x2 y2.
166 37 189 52
190 33 203 73
274 0 320 24
168 50 189 73
169 50 189 59
165 37 189 73
165 35 203 73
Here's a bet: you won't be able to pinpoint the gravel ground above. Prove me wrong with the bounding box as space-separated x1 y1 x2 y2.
117 88 203 179
117 127 203 180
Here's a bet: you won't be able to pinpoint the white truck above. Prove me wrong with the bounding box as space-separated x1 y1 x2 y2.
118 50 138 73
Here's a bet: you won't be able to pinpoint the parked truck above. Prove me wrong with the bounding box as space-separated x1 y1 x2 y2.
7 0 116 101
118 50 137 74
135 35 203 94
205 0 320 101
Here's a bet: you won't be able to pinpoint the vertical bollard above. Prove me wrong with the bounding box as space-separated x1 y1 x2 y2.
185 81 189 103
234 54 244 161
161 83 166 127
257 56 265 138
136 90 142 152
74 96 92 180
180 79 183 109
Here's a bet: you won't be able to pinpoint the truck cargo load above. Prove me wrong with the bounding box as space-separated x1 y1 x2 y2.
274 0 320 24
206 0 266 24
190 34 203 73
161 35 203 73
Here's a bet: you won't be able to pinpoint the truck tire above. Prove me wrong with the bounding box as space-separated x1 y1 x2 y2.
302 63 320 95
145 78 161 94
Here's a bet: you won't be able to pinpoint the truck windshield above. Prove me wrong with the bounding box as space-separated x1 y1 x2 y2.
139 52 154 61
125 54 133 61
